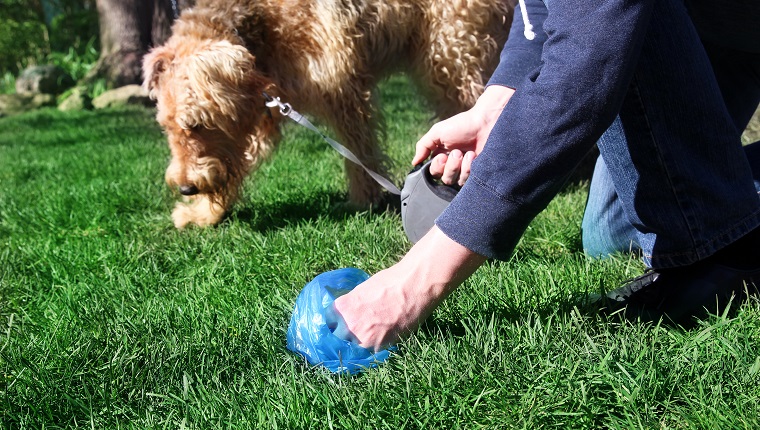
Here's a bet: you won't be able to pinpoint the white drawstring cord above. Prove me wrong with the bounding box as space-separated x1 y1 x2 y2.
518 0 536 40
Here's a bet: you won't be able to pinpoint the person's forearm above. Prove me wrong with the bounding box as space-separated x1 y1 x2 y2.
330 226 486 351
398 226 487 300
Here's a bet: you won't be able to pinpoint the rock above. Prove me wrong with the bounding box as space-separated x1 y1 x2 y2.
92 85 153 109
58 86 92 111
15 65 74 95
0 93 56 117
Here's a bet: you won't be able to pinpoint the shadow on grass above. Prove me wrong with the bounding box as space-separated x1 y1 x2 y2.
0 106 161 148
419 294 605 339
230 190 402 233
420 286 760 342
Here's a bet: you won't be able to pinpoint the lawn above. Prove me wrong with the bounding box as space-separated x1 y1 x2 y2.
1 76 759 429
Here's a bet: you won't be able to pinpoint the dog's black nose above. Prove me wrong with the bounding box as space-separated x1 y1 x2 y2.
179 185 199 196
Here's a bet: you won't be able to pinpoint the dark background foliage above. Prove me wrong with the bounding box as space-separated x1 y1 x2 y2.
0 0 98 77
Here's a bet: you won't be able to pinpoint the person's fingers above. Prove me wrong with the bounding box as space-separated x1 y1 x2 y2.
326 302 359 344
458 151 476 187
413 129 440 165
441 150 463 185
428 153 448 178
330 320 359 344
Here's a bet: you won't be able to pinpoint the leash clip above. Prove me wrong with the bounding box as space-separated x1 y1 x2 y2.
263 92 292 116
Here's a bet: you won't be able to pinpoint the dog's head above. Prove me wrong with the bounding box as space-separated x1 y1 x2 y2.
143 37 278 204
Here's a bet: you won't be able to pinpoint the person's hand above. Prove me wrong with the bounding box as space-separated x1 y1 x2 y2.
330 227 486 351
413 85 515 186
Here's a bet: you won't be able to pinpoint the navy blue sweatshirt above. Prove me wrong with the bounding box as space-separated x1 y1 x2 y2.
436 0 655 260
436 0 759 261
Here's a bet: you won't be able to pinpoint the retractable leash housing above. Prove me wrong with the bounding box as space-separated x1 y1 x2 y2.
401 160 459 243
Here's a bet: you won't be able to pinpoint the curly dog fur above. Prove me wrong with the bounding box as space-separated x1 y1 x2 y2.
143 0 512 228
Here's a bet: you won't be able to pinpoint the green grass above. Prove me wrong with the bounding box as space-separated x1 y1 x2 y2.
1 76 759 429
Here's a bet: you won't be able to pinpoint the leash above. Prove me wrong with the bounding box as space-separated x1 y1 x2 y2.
263 92 401 196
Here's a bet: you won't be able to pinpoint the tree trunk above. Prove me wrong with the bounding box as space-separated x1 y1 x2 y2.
86 0 193 87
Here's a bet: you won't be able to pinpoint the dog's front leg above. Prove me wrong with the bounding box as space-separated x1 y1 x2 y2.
326 94 390 208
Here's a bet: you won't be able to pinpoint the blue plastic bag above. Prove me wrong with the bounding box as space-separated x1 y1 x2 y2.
286 268 393 374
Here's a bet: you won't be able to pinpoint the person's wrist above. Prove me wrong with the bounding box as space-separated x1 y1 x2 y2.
400 226 486 300
474 84 514 114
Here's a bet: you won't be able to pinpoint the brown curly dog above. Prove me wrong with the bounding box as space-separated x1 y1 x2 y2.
143 0 512 228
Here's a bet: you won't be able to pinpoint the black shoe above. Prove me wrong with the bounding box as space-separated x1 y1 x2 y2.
600 262 760 325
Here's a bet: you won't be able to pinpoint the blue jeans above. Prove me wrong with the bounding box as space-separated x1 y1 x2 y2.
582 13 760 268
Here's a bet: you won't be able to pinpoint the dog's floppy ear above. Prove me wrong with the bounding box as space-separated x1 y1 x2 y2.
178 41 266 134
142 46 175 100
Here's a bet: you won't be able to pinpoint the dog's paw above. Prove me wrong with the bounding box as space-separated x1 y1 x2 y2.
171 195 227 228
